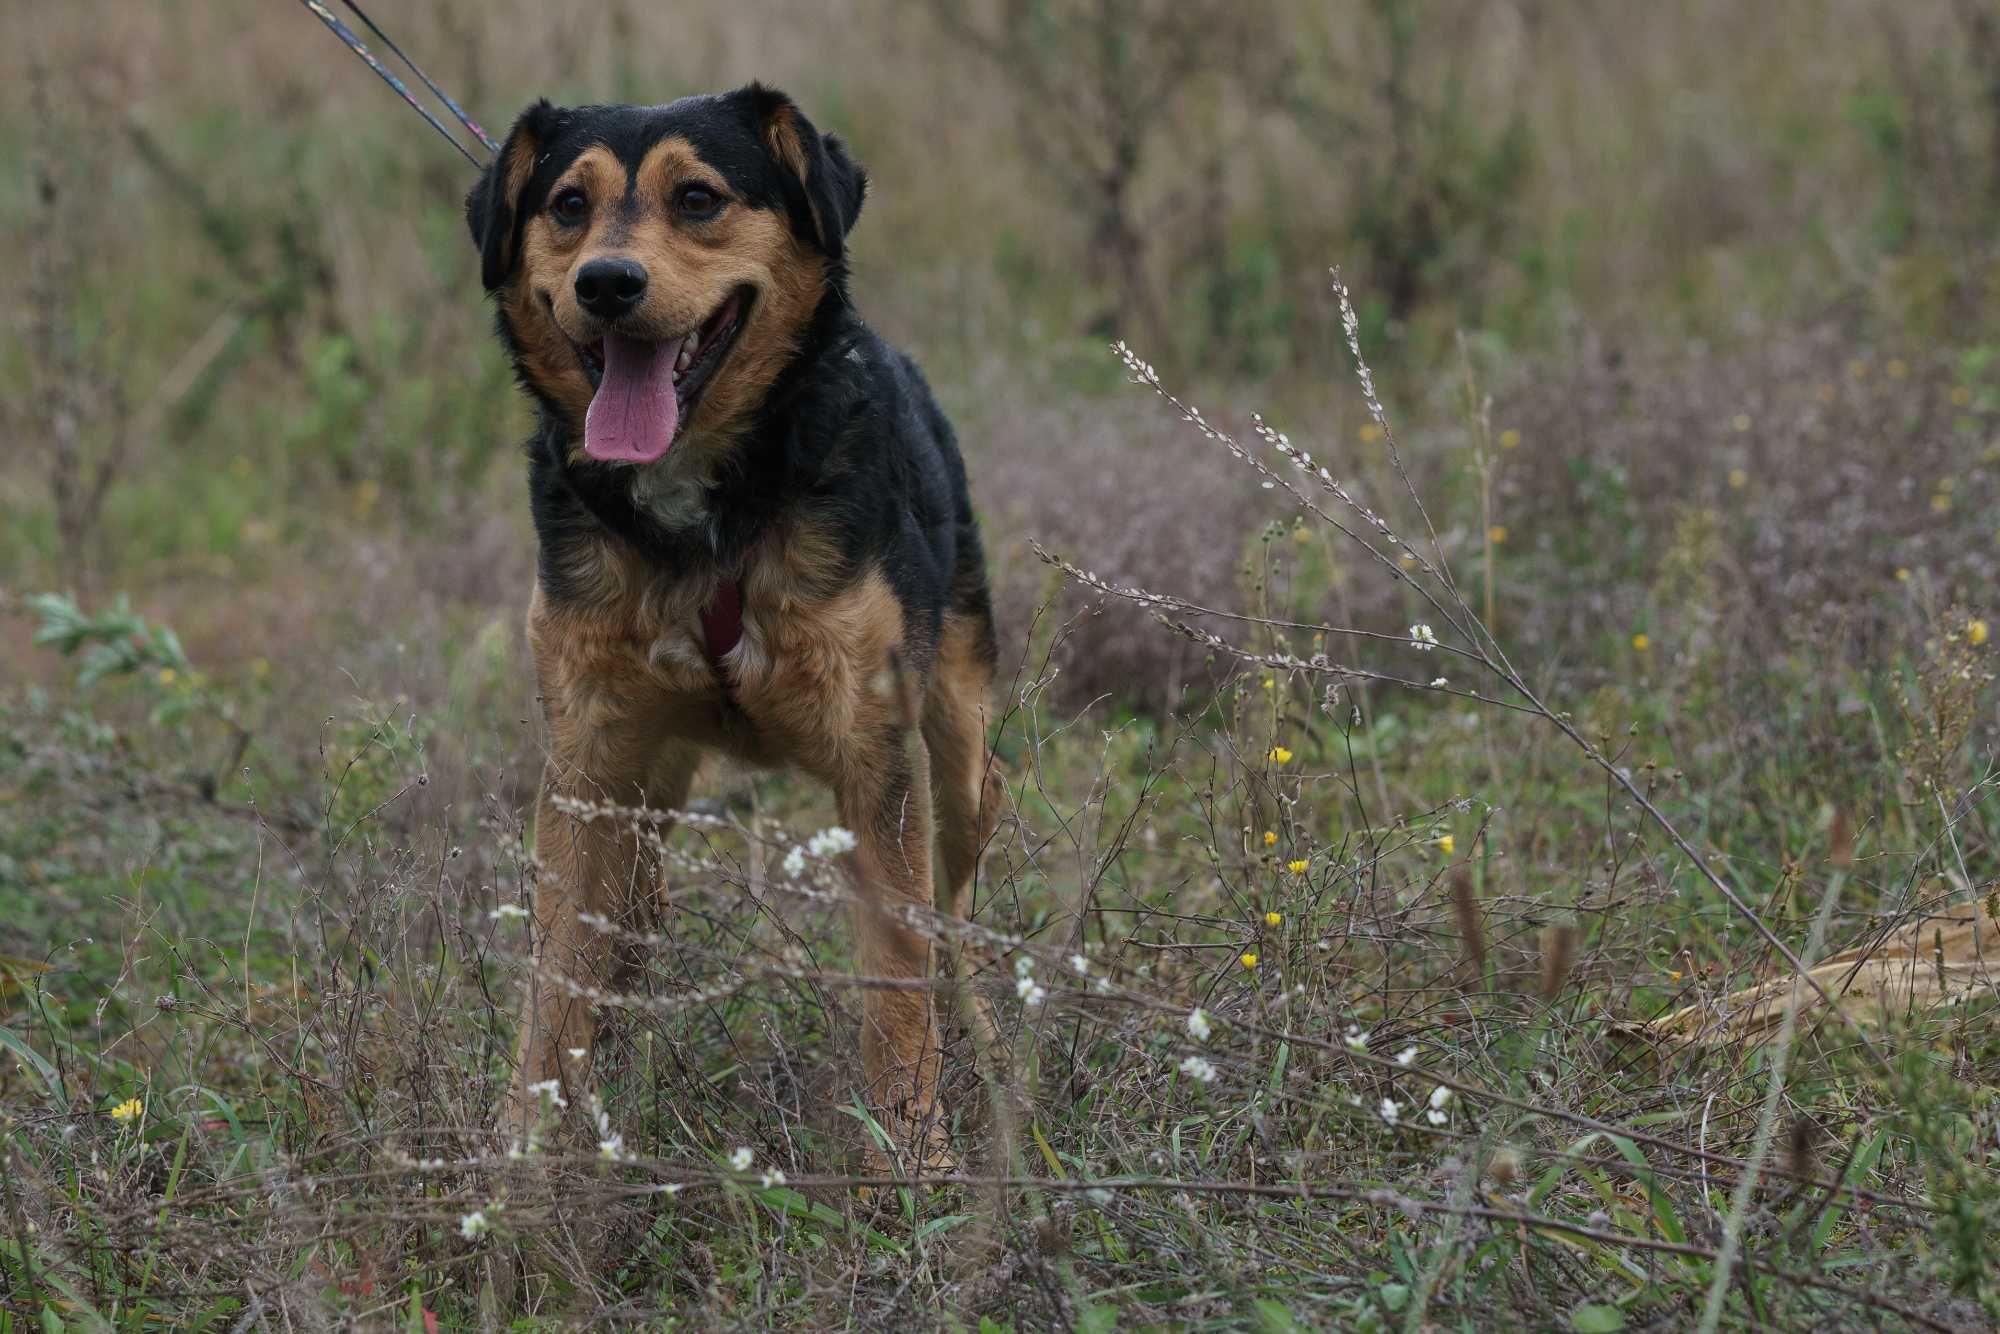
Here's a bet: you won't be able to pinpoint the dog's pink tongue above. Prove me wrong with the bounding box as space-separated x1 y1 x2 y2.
583 333 679 463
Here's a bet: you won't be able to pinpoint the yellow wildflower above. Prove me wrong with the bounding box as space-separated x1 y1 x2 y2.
1932 494 1952 514
1358 423 1384 444
1285 860 1308 876
1487 524 1508 545
1727 468 1748 490
1262 830 1278 847
1261 677 1275 690
1266 910 1285 926
1631 633 1651 652
109 1097 143 1124
1239 952 1259 970
157 668 177 686
1666 969 1684 983
1895 567 1912 583
1499 429 1521 450
1293 526 1313 545
1268 745 1293 764
1970 619 1990 647
1434 833 1455 857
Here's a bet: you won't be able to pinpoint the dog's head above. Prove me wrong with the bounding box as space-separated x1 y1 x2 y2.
466 86 866 466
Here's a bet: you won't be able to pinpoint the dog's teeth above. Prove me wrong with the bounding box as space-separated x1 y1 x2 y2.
676 337 694 372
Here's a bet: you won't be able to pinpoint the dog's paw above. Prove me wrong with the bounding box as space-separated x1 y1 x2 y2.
863 1097 959 1178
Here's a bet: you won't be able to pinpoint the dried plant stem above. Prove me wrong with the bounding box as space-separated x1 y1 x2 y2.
1698 856 1848 1332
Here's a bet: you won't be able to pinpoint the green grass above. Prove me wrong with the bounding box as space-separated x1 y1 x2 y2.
4 494 1997 1328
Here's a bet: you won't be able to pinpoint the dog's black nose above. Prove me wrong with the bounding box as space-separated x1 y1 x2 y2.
574 258 648 320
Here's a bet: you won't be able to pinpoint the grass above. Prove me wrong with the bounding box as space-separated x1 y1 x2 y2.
5 322 1998 1327
7 2 2000 1329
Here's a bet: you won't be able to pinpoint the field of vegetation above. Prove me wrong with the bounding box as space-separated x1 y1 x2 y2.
6 2 2000 1328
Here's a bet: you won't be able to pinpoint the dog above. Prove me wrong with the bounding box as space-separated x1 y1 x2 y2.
464 86 1002 1168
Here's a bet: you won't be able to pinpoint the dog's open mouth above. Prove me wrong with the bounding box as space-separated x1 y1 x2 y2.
576 287 752 465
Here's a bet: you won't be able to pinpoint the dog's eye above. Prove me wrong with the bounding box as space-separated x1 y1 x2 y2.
551 189 589 226
677 186 723 220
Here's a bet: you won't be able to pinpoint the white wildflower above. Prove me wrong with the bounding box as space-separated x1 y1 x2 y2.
1396 1045 1418 1067
1179 1055 1218 1083
1014 955 1035 978
781 845 807 877
1186 1008 1212 1042
567 1047 587 1061
1409 624 1439 652
806 826 858 858
598 1133 625 1160
489 903 529 921
1016 975 1047 1006
1429 1085 1453 1110
1379 1098 1402 1125
1343 1026 1370 1053
728 1146 754 1172
1069 954 1089 975
760 1168 786 1189
459 1209 492 1241
526 1078 566 1109
1430 677 1448 688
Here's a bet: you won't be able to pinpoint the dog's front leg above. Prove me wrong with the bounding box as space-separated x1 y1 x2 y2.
504 616 684 1144
835 728 955 1171
505 762 659 1142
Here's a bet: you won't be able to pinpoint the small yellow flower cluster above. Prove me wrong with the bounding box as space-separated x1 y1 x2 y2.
1487 525 1508 546
1285 859 1308 875
1239 952 1259 969
1262 830 1278 847
109 1097 144 1124
1266 910 1284 927
1268 745 1293 764
1969 619 1989 647
1631 633 1651 652
1433 833 1456 857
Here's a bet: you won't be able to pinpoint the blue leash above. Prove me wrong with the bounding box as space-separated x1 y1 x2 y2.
296 1 496 167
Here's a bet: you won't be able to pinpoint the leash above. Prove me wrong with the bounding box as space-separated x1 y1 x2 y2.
295 0 496 167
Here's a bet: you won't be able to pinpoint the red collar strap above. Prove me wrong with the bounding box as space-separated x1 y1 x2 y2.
701 578 744 665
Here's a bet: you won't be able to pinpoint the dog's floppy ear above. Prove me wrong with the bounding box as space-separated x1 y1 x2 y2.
465 100 556 290
742 83 868 262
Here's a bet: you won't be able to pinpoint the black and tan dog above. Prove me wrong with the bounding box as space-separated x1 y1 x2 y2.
465 86 1001 1166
